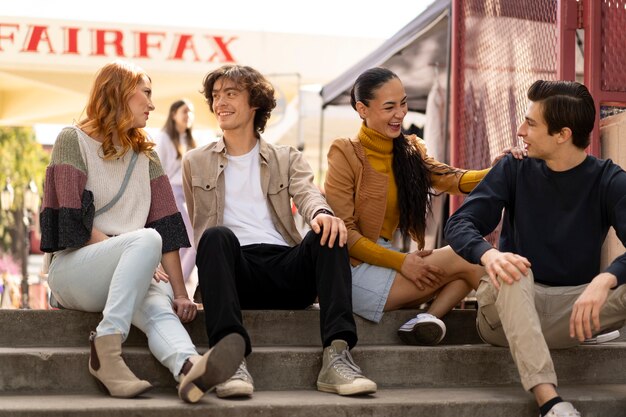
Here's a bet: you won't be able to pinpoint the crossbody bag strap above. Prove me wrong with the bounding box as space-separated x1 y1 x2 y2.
95 151 139 217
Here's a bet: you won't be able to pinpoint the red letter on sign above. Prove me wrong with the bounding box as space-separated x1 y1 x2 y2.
62 26 80 54
206 36 236 63
169 34 200 61
135 31 166 58
92 29 125 57
22 25 56 53
0 23 20 51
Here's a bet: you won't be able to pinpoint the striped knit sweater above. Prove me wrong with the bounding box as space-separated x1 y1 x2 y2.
40 126 190 253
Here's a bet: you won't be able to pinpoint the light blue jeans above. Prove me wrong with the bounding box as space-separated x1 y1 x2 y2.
47 228 197 380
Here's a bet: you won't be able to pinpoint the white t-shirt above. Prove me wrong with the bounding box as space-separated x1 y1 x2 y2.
222 141 289 246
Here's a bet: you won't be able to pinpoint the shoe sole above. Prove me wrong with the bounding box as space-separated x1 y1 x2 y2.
397 321 445 346
582 329 621 345
178 333 245 403
317 381 377 396
216 382 254 398
91 375 153 398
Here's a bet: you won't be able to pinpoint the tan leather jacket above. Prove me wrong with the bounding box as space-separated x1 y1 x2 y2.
182 136 331 248
325 135 473 264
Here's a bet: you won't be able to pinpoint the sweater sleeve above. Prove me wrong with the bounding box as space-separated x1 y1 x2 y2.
458 169 490 193
444 156 515 264
604 170 626 286
351 237 407 271
145 151 191 253
39 127 95 252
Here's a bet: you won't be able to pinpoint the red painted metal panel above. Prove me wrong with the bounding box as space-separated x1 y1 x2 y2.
557 0 578 81
449 0 558 213
583 0 626 157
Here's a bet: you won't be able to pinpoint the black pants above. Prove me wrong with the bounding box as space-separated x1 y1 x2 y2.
196 226 357 356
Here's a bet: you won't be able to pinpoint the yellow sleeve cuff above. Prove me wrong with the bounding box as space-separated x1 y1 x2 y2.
350 237 407 271
459 168 490 193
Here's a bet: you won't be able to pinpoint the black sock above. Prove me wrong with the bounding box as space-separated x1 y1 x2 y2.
540 396 563 417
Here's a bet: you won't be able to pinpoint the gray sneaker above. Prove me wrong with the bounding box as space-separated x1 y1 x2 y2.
215 359 254 398
543 401 581 417
316 340 377 396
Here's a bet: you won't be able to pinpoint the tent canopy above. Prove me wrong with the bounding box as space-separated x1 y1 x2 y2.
320 0 450 113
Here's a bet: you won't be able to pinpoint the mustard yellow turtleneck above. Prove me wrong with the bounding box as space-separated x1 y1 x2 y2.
350 124 407 271
349 123 491 272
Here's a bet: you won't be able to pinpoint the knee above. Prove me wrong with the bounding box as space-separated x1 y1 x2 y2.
135 228 162 265
302 230 322 246
501 269 534 290
494 269 535 304
137 228 162 249
198 226 238 253
302 230 348 256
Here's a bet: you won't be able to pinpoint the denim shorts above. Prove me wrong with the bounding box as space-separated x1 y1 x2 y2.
351 238 399 323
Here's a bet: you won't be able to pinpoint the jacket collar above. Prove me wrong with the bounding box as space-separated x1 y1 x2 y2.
211 135 269 161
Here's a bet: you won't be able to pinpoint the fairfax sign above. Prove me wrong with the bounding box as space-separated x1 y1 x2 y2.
0 17 243 72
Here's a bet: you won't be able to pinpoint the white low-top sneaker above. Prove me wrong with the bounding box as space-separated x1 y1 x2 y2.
397 313 446 346
543 401 581 417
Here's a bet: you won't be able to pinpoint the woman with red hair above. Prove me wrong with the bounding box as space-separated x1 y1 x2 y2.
40 60 243 402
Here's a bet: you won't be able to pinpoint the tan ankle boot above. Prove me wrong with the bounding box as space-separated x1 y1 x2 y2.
89 331 152 398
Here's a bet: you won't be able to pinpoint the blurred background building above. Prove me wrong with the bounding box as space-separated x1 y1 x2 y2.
2 0 626 308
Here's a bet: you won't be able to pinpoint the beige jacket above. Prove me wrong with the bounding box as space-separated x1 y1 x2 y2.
182 136 331 248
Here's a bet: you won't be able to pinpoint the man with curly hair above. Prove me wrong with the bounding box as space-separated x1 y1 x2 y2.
183 65 376 399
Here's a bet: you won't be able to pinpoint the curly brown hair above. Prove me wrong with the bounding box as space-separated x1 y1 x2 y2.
201 65 276 134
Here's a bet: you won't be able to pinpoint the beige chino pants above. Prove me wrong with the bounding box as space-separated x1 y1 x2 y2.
476 270 626 391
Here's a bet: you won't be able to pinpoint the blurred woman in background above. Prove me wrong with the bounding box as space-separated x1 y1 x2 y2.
155 99 197 285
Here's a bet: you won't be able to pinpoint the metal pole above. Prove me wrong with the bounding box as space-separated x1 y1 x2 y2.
318 107 326 187
296 73 304 152
449 0 462 213
20 202 30 309
583 0 602 157
556 0 578 81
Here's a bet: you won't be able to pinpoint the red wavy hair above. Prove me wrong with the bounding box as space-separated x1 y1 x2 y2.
78 60 155 159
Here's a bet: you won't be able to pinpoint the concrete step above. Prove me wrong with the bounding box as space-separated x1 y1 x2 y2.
0 385 625 417
0 308 483 347
1 343 625 394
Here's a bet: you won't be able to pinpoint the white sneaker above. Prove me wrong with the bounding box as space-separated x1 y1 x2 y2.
543 401 581 417
582 329 620 345
215 360 254 398
397 313 446 346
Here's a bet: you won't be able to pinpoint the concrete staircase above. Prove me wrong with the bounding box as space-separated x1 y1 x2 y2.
0 308 624 416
